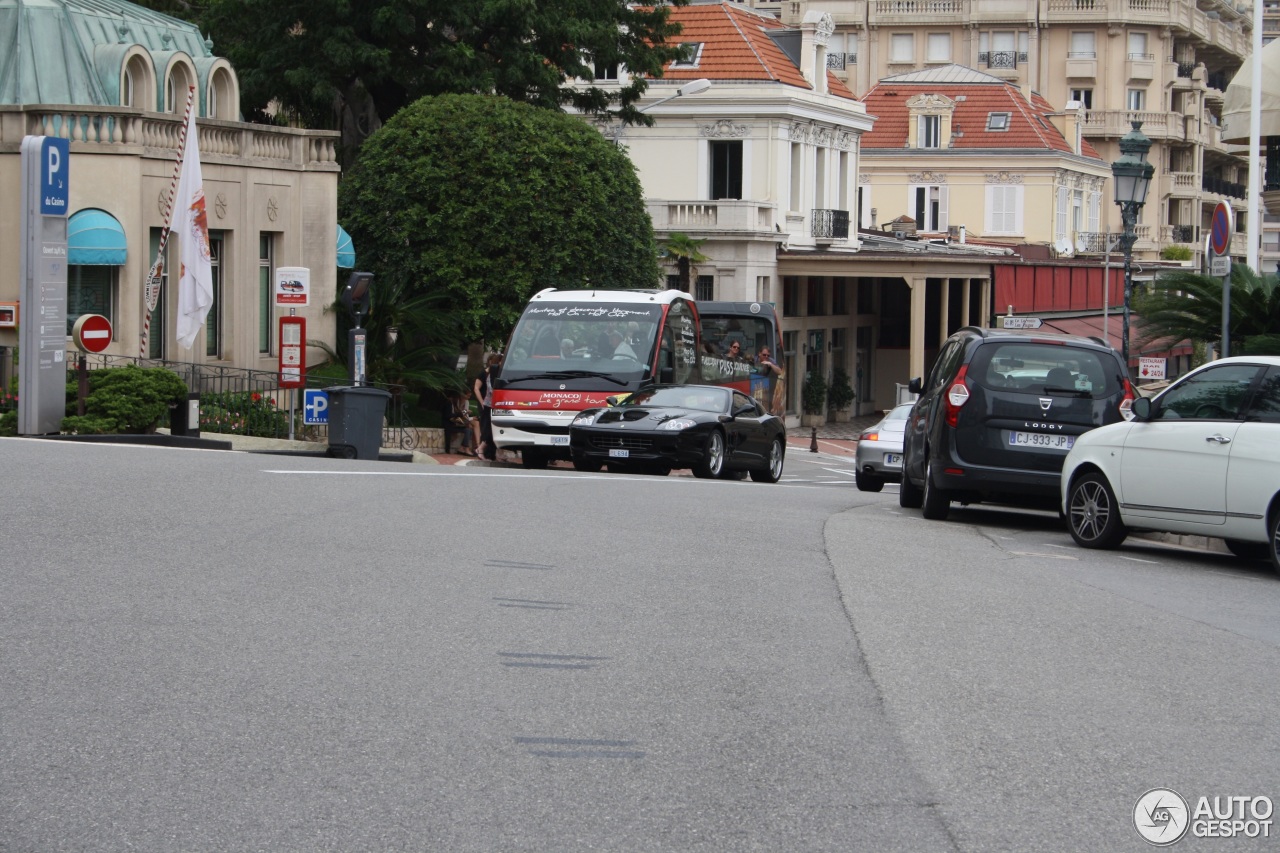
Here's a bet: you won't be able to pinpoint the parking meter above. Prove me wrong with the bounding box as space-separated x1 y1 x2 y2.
341 272 373 385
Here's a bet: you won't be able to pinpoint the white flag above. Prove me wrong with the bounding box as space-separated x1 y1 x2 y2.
172 104 213 350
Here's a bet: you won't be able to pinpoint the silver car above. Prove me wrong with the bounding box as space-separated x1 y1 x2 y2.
854 403 913 492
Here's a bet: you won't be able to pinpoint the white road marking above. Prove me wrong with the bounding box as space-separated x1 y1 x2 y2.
1119 555 1161 564
1008 551 1079 560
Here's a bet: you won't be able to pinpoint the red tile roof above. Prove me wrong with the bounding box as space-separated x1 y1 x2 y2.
861 69 1101 159
657 3 857 101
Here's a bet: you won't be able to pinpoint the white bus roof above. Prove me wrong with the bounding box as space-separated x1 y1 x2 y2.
529 288 688 305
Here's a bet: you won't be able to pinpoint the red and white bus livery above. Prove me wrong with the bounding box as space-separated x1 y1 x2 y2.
491 288 700 468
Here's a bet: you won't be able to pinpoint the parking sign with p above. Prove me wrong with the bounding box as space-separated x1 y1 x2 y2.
303 389 329 424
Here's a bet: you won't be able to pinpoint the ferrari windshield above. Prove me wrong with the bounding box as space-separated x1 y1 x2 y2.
620 386 730 413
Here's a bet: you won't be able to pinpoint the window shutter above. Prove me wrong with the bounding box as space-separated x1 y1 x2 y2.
986 187 998 233
1012 186 1023 234
1088 191 1101 233
937 186 949 231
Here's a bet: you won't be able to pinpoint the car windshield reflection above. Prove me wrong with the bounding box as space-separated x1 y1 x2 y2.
621 386 729 413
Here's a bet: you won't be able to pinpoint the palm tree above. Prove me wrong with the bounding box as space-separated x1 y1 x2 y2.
660 232 709 292
1134 266 1280 356
312 279 466 397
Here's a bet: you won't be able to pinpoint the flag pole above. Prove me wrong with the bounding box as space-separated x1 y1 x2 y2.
141 86 197 358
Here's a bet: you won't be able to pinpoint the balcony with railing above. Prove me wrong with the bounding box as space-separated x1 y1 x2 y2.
1073 232 1119 254
1167 223 1199 243
647 200 779 236
869 0 963 25
1164 171 1200 198
1080 110 1177 140
1202 175 1246 199
827 52 854 70
0 104 340 170
811 209 851 241
978 51 1027 70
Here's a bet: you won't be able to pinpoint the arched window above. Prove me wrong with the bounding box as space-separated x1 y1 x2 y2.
207 67 236 120
166 62 195 113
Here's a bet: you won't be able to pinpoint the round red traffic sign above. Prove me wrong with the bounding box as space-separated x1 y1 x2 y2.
72 313 113 354
1210 201 1233 256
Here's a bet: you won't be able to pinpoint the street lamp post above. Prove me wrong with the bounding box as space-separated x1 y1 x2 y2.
1110 121 1154 374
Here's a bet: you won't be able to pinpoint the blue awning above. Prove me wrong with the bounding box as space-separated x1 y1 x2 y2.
337 224 356 269
68 209 127 265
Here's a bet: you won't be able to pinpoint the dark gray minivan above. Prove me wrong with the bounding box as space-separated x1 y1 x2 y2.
900 326 1134 520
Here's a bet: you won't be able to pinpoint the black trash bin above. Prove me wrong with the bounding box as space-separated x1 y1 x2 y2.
325 386 392 460
170 393 201 438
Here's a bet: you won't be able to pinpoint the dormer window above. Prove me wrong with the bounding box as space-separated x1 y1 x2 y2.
906 93 956 149
986 112 1011 131
672 43 703 68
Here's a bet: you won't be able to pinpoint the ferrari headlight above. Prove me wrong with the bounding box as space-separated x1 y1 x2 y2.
657 418 697 431
572 411 599 426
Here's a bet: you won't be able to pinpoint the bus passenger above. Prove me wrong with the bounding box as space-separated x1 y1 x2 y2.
609 329 637 359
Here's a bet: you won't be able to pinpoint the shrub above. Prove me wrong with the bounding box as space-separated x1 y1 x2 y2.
62 365 188 434
200 390 289 438
1161 244 1193 261
826 367 855 411
802 371 828 414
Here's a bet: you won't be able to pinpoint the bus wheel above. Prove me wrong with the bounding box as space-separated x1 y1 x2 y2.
521 449 549 469
693 431 725 479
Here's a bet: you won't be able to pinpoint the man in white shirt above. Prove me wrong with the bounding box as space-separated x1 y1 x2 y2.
609 328 637 359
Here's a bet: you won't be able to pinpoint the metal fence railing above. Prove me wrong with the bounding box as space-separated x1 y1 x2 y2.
67 354 418 450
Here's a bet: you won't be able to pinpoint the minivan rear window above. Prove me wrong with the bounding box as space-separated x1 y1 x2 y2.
970 342 1119 398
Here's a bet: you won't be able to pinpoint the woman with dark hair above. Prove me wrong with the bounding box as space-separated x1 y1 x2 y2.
473 352 503 461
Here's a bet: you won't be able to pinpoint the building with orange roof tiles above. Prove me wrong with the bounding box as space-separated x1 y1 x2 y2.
859 65 1111 252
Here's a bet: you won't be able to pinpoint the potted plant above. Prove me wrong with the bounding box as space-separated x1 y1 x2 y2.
826 366 855 421
801 370 827 427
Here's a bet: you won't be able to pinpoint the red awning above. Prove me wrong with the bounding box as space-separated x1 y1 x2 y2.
1037 314 1193 358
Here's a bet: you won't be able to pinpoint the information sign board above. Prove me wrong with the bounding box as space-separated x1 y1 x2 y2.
1001 316 1042 329
278 316 306 388
1138 357 1167 381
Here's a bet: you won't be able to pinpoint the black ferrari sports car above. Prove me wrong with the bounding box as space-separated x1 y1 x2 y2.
568 384 785 482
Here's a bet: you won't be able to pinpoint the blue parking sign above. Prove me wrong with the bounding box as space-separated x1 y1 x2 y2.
303 389 329 424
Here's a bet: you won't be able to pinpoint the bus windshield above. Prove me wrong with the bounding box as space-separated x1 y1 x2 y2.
503 302 664 382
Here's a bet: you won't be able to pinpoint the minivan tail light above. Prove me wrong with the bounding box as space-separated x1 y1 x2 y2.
1119 377 1136 420
944 365 970 427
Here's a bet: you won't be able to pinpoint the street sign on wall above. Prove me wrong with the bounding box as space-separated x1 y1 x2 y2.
1001 316 1042 329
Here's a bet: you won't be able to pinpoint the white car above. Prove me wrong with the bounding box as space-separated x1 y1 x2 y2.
1061 355 1280 574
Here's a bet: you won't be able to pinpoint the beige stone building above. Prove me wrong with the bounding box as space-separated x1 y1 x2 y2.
749 0 1255 266
0 0 343 377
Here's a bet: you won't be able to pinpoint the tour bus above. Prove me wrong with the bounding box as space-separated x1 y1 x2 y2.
491 288 701 468
696 300 785 418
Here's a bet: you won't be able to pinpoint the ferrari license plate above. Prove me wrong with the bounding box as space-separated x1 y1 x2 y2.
883 453 902 465
1009 431 1074 450
608 448 630 458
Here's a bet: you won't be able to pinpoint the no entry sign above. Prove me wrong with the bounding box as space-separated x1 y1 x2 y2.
72 313 112 353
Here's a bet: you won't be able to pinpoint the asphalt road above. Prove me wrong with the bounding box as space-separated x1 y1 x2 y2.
2 438 1277 852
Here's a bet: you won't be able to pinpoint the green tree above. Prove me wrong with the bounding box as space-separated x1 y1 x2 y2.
1134 266 1280 356
200 0 689 156
660 232 708 292
338 94 659 345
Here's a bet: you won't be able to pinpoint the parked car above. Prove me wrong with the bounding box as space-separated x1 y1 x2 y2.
569 384 785 482
1062 356 1280 573
900 326 1134 520
854 402 913 492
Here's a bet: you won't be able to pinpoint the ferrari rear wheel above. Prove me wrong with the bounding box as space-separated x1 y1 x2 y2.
750 438 784 483
693 431 725 479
